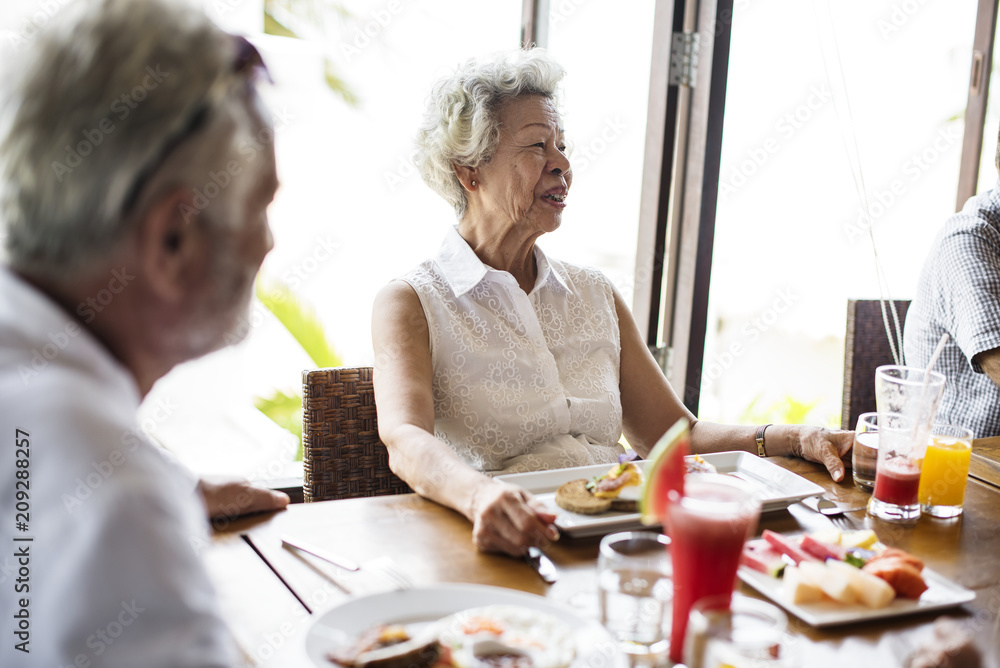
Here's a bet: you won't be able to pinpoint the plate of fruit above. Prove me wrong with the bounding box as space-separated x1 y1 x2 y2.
738 528 976 626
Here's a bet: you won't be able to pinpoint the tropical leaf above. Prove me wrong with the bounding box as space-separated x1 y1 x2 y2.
324 57 360 106
254 389 304 461
256 280 342 368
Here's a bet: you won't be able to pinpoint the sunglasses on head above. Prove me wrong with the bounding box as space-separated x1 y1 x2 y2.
119 35 271 217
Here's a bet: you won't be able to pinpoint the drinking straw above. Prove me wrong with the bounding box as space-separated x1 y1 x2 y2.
926 333 949 375
911 333 949 439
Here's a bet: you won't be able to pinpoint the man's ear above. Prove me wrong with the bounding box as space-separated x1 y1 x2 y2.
135 188 208 304
454 164 479 192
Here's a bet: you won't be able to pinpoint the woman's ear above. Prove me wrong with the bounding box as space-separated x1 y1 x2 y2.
135 187 209 304
454 164 479 192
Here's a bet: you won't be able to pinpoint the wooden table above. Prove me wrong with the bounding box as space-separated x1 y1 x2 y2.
210 457 1000 666
971 436 1000 489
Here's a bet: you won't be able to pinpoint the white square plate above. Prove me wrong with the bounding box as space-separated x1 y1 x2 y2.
738 558 976 626
496 451 824 538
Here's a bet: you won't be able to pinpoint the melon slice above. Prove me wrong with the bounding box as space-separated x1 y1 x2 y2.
762 530 818 566
799 561 857 605
826 560 895 609
639 418 690 525
800 534 847 562
741 539 786 577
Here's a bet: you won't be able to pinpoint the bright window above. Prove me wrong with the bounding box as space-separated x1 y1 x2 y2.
701 0 978 427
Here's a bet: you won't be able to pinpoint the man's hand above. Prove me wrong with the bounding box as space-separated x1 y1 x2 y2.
792 427 853 482
198 478 290 521
469 480 560 556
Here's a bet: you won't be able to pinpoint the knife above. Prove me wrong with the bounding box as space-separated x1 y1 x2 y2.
281 535 361 572
525 546 558 584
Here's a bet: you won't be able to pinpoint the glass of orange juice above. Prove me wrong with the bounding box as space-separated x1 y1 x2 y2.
918 424 974 518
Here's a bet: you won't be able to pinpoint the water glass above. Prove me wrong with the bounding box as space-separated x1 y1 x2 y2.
597 531 672 658
852 412 879 492
684 594 795 668
918 424 974 518
870 366 946 522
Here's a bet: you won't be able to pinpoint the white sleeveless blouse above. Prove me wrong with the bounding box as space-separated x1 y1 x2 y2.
400 227 625 475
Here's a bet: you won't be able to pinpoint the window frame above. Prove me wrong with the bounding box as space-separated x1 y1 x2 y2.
956 0 999 209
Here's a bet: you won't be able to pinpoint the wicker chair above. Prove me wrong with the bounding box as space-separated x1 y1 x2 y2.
840 299 911 431
302 367 412 502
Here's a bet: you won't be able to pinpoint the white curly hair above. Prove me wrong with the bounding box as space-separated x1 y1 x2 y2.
415 48 566 219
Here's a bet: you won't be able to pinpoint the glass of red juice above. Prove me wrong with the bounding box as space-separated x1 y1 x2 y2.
663 473 760 664
869 411 926 521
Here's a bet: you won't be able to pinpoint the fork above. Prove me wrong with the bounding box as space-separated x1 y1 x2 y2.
829 513 856 531
281 536 412 590
366 556 413 590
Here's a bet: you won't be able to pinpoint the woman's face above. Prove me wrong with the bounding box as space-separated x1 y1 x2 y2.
471 94 571 234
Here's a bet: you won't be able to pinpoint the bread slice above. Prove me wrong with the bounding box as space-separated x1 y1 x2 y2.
555 479 612 515
609 497 638 512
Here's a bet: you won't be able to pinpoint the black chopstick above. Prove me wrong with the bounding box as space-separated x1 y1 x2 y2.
241 533 313 615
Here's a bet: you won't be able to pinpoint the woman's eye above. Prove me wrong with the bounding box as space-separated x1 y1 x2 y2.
558 146 567 152
533 142 545 148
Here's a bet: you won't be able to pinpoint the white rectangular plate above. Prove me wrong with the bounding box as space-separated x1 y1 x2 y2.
495 452 824 538
739 561 976 627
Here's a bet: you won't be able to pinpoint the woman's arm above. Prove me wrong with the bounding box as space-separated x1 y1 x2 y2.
371 280 559 555
614 287 851 480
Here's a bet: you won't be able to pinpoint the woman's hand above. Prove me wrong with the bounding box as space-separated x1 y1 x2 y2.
469 480 559 556
788 426 853 482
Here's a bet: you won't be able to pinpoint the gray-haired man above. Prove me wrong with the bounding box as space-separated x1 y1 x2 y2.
0 0 285 664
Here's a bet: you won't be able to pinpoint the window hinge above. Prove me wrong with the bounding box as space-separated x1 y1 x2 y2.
669 32 700 87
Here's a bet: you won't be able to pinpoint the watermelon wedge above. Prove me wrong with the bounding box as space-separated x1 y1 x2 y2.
639 418 690 524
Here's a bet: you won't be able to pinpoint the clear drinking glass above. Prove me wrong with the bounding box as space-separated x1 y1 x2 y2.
684 594 795 668
918 424 974 518
853 412 879 492
597 531 672 659
870 366 946 522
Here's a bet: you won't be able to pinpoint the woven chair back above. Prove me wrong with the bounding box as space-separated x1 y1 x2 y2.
302 366 412 502
841 299 911 431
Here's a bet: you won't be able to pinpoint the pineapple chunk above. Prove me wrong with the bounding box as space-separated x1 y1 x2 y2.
810 528 842 546
782 565 825 604
840 529 878 550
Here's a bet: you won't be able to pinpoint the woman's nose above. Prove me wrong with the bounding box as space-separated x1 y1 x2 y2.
549 148 570 176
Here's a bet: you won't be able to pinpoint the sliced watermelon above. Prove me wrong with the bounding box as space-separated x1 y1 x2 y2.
639 418 690 525
762 530 818 566
740 538 786 577
800 534 847 562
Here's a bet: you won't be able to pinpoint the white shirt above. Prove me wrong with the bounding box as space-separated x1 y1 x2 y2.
401 227 626 475
0 268 237 667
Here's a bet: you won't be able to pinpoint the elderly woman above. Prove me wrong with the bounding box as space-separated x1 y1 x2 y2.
371 49 851 557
